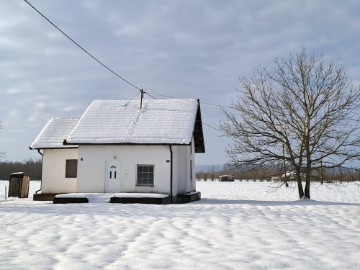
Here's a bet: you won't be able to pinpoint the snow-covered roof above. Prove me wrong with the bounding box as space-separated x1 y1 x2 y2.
30 117 79 149
65 99 204 152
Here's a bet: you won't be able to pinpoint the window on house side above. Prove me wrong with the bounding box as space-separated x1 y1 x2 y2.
65 159 78 178
137 165 154 186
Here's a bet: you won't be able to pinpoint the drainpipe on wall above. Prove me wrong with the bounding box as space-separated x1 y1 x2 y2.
29 147 43 194
36 149 43 194
169 145 173 203
37 149 43 157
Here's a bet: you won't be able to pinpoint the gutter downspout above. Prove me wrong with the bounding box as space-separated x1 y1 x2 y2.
169 145 173 203
37 149 43 157
36 149 43 194
29 147 43 194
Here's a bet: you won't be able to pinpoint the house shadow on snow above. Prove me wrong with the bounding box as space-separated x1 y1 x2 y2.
195 198 360 206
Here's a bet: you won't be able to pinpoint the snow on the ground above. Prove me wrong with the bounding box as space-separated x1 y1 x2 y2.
0 180 360 270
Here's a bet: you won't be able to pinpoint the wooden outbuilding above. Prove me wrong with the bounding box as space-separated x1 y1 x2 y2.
8 172 30 198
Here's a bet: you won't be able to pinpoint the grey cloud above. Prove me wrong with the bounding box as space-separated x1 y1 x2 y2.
0 0 359 164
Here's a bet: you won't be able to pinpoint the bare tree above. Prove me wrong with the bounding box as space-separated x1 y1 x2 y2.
221 48 360 199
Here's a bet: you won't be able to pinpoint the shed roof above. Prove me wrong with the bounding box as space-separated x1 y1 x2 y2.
65 99 205 152
30 117 79 149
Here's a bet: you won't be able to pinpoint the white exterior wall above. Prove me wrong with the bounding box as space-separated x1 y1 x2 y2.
77 145 171 193
41 148 78 193
191 138 196 191
172 138 195 196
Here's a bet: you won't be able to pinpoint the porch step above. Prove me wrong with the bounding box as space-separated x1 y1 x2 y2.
53 197 89 204
174 191 201 204
110 196 171 204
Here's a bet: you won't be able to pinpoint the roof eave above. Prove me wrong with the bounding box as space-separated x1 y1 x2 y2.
29 145 78 150
64 141 192 146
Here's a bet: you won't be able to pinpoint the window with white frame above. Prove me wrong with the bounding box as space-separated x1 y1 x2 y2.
65 159 78 178
137 165 154 186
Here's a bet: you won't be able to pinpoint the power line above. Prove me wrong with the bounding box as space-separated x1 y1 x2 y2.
144 92 157 100
23 0 142 91
199 101 235 109
203 122 221 132
123 92 141 107
125 90 223 131
151 92 177 99
150 92 235 109
23 0 235 111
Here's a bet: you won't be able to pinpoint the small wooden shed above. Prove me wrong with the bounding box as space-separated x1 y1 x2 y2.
8 172 30 198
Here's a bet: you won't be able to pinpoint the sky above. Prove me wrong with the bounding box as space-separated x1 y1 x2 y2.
0 0 359 166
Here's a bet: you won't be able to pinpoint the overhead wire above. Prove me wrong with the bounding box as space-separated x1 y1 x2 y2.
203 122 221 132
23 0 142 92
144 92 157 100
200 101 235 109
123 92 141 107
23 0 233 132
150 92 235 109
150 92 177 99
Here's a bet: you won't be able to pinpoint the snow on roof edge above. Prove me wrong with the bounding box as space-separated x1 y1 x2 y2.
30 117 79 149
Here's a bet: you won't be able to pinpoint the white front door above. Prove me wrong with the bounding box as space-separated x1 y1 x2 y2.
105 161 120 192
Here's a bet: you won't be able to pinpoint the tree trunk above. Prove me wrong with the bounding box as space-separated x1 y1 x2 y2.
304 180 310 199
295 174 304 199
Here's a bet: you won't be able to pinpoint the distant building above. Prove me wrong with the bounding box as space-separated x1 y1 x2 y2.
219 175 235 182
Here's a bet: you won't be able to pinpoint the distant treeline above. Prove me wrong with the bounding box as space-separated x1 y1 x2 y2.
196 164 360 182
0 159 42 180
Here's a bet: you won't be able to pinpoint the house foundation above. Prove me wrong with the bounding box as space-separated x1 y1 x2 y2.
48 192 201 204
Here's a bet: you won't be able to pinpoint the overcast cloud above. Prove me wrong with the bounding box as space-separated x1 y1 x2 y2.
0 0 359 165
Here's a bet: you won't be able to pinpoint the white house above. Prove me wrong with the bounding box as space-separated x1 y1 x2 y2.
30 99 205 203
30 117 79 198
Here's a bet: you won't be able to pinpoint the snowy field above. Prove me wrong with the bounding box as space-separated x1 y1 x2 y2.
1 180 360 270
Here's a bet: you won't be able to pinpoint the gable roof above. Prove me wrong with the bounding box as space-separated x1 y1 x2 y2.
65 99 205 152
30 117 79 149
